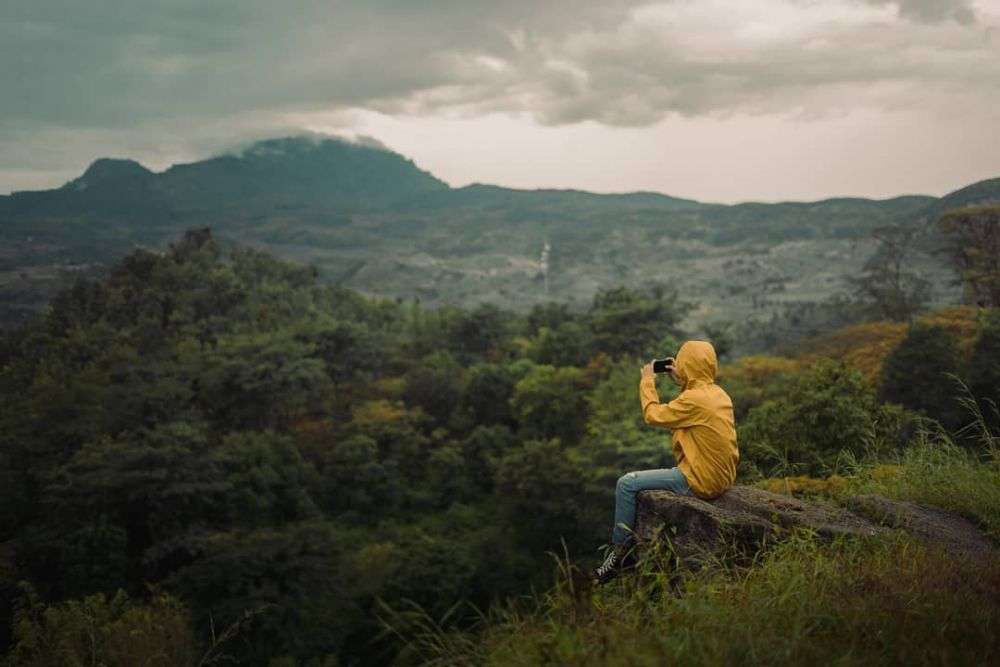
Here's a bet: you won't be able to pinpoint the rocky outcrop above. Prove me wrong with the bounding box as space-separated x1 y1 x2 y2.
845 494 995 559
634 486 995 563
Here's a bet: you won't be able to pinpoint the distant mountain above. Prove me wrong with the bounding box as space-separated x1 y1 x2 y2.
3 136 446 220
2 158 161 220
0 136 451 288
414 183 704 212
68 158 155 190
154 136 448 212
0 134 991 329
917 177 1000 223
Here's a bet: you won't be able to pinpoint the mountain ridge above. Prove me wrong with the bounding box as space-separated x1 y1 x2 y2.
7 133 986 209
1 133 996 329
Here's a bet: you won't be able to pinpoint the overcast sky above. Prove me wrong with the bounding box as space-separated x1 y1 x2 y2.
3 0 999 203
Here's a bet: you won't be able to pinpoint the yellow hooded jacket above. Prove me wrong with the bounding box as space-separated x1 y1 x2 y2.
639 340 738 499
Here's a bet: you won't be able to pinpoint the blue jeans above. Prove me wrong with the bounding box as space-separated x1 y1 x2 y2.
612 467 693 545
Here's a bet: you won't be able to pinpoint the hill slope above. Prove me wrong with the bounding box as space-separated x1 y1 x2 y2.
1 134 988 328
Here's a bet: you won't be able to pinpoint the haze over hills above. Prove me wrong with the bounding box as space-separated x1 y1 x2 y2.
2 135 996 331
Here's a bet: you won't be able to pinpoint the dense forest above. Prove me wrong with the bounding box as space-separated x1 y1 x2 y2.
1 225 998 665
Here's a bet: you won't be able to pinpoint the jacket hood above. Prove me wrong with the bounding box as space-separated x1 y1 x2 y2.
675 340 718 389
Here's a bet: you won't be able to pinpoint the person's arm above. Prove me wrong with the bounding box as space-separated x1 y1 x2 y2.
639 373 702 429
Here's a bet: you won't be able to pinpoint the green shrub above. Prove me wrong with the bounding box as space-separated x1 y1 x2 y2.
388 530 1000 666
739 359 918 476
879 323 965 432
7 587 197 667
967 309 1000 435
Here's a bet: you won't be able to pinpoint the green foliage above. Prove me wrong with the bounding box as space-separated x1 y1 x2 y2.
878 322 964 431
167 522 381 665
304 316 385 382
343 399 432 508
7 586 198 667
54 520 130 600
423 438 479 506
968 309 1000 434
199 329 332 430
587 285 687 360
446 303 515 362
37 422 228 588
529 321 593 367
316 434 394 519
510 365 588 444
2 227 992 665
493 439 590 551
377 510 483 623
938 205 1000 307
405 303 516 364
526 301 578 335
392 524 1000 666
740 359 918 476
583 358 675 472
701 320 734 361
389 430 1000 665
459 425 515 493
402 351 466 426
730 293 870 357
716 355 800 421
458 363 521 428
213 430 320 527
846 227 930 321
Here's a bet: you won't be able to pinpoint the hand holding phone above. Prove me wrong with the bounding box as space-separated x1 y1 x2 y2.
652 357 675 374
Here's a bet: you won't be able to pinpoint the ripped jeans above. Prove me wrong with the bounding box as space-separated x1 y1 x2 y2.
612 467 693 545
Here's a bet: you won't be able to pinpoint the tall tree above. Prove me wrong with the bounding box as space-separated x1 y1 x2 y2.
967 310 1000 436
846 226 930 321
879 323 965 432
938 205 1000 308
510 365 588 445
588 284 687 359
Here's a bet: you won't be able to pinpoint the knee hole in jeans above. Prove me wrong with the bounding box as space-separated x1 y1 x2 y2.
616 472 637 493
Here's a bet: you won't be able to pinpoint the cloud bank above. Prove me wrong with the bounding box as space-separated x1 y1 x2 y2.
2 0 998 196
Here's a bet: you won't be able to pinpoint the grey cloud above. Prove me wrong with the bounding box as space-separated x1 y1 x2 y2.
388 10 999 126
1 0 998 191
1 0 633 128
863 0 977 24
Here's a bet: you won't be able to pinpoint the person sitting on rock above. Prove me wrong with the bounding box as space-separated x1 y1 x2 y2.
593 339 739 584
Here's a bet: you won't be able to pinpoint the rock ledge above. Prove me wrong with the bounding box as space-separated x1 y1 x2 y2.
635 485 994 562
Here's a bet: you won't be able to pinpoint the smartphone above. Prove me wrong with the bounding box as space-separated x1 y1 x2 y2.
652 357 675 374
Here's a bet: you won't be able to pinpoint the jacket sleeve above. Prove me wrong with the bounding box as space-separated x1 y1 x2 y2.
639 375 702 429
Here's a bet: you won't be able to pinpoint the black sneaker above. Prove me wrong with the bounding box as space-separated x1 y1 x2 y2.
592 544 639 584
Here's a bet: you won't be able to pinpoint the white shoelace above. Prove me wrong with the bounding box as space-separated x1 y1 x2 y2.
596 550 618 577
